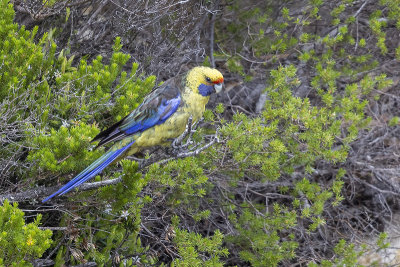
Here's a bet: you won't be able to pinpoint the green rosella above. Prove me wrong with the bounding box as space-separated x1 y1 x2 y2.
43 66 224 202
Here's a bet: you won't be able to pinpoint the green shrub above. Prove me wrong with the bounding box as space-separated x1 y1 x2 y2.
1 0 397 265
171 216 228 267
0 200 52 266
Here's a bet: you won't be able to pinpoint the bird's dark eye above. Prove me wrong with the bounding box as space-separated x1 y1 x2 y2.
206 77 211 83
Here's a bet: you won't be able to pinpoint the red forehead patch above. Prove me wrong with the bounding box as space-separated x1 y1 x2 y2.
213 77 224 84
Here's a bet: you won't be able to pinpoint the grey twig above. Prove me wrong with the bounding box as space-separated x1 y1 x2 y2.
39 226 68 231
210 12 216 68
77 0 109 37
157 131 219 166
353 0 369 18
1 186 58 203
0 177 123 203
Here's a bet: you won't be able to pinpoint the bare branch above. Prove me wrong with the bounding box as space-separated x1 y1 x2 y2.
0 117 219 203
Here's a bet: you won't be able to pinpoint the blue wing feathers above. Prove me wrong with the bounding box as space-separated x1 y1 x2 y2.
123 94 181 134
93 84 181 148
160 97 180 120
42 141 135 202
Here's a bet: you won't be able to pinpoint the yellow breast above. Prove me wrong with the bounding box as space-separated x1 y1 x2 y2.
126 87 209 155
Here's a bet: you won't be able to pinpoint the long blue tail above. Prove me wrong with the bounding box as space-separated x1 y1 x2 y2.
42 141 134 203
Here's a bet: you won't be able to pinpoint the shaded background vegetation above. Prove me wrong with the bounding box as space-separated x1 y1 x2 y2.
1 0 400 265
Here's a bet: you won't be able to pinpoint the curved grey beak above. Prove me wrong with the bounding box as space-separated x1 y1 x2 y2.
214 83 223 93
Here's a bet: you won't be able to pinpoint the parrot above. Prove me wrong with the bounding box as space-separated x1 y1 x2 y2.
42 66 224 202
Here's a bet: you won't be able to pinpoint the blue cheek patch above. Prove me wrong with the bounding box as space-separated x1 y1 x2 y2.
198 84 214 96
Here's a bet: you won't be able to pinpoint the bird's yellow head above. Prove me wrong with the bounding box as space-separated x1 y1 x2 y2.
186 66 224 97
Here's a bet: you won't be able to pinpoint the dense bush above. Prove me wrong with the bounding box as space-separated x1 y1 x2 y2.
0 200 52 266
1 0 400 265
